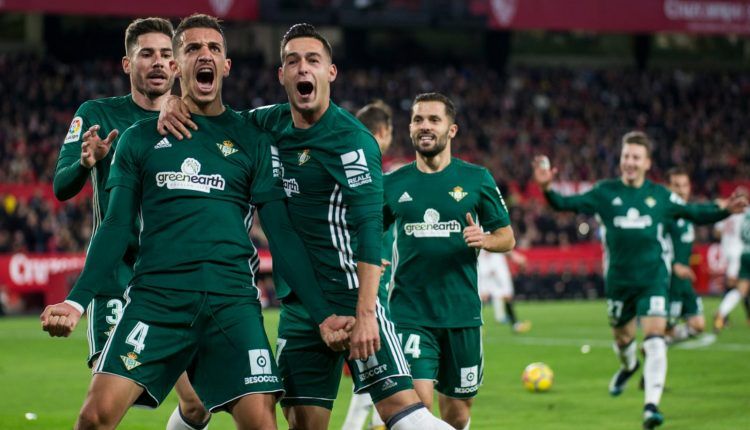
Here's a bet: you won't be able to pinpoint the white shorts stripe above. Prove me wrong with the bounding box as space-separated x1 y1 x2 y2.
376 301 409 375
86 300 95 358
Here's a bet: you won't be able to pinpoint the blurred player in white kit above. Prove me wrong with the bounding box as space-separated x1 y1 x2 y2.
477 250 531 333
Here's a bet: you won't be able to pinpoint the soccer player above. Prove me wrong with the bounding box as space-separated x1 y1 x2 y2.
342 101 394 430
41 14 350 430
532 131 747 429
383 93 515 429
714 209 750 332
663 168 705 343
51 17 211 430
477 250 531 333
713 204 750 331
158 23 455 430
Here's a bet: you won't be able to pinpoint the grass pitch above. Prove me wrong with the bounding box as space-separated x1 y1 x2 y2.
1 298 748 429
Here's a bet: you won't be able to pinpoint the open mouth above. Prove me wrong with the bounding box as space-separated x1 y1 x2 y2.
196 67 215 92
418 133 436 143
296 81 314 96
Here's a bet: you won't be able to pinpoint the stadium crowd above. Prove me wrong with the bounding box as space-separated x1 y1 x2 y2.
2 53 749 252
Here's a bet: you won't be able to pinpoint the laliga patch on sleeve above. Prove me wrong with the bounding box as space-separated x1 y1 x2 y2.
64 116 83 144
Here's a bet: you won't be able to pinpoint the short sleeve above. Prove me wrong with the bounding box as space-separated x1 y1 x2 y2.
477 169 511 232
330 131 383 206
250 131 286 205
105 126 141 191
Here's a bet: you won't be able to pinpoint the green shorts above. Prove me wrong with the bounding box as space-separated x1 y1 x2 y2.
96 285 283 411
394 324 483 399
86 295 125 367
276 298 412 410
668 277 703 327
606 283 668 327
738 253 750 280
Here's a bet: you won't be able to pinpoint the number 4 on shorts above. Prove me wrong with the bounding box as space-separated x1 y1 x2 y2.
126 322 150 354
398 333 421 358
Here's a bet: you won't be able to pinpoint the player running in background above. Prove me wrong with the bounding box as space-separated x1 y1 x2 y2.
477 250 531 333
41 15 350 429
51 17 211 430
533 131 746 429
383 93 515 429
342 101 394 430
714 208 750 332
158 23 455 430
713 203 750 331
663 167 705 343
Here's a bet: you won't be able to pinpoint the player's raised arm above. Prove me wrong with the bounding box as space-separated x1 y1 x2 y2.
53 105 98 200
667 189 745 225
533 155 599 214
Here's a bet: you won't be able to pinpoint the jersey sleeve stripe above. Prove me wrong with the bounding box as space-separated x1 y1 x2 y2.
328 185 358 290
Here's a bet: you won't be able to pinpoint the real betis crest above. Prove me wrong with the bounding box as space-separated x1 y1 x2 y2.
449 186 468 202
120 352 142 371
217 140 238 157
298 149 311 165
645 196 656 208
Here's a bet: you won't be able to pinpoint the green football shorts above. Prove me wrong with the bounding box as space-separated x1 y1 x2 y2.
606 283 668 327
276 298 412 410
96 285 283 411
394 324 483 399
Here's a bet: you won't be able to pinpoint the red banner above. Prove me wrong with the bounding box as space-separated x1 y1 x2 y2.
0 0 259 20
0 244 724 309
0 250 272 306
474 0 750 34
514 243 724 294
0 253 86 305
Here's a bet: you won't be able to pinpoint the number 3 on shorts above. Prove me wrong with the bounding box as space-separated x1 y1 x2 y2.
106 299 123 325
125 322 150 354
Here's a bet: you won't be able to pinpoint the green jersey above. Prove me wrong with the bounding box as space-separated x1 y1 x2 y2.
545 179 728 291
383 159 511 328
105 109 284 295
243 102 383 309
54 95 154 298
667 218 695 293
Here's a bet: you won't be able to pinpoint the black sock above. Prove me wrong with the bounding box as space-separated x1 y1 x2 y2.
743 294 750 319
505 301 517 324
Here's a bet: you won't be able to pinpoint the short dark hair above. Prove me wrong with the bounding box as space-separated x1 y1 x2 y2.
280 23 333 63
173 14 226 52
411 92 456 122
124 17 174 56
666 166 689 181
356 101 392 134
621 131 653 156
